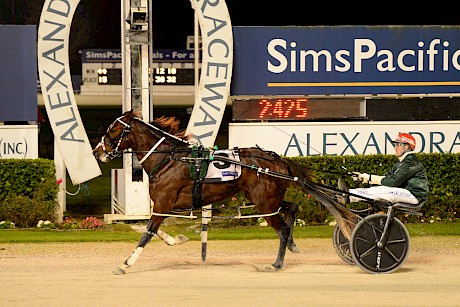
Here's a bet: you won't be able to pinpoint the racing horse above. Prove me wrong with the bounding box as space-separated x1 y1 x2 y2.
92 109 313 274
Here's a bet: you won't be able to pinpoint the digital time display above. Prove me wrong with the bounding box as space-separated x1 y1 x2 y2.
232 98 362 121
258 98 308 119
152 67 196 85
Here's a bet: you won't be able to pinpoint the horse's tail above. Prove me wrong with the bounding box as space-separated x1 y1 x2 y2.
283 158 312 183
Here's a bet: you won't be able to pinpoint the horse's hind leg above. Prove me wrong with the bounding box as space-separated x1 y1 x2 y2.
282 201 300 253
113 217 164 275
262 202 299 270
156 229 189 245
264 214 290 270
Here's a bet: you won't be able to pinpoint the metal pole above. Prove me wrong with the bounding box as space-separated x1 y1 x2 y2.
148 0 154 120
194 7 200 98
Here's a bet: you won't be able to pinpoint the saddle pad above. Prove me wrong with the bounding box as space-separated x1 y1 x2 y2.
205 149 242 183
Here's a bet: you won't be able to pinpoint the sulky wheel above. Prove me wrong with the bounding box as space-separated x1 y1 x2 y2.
332 224 354 265
349 213 410 274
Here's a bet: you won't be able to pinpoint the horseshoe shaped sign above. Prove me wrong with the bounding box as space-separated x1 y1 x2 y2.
186 0 233 147
38 0 233 184
37 0 101 185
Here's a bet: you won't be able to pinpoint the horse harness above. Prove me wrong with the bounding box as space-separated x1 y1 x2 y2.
99 116 133 160
101 116 297 216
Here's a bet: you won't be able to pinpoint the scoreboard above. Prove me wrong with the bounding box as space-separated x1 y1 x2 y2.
152 67 196 85
80 49 199 96
95 66 197 86
97 68 122 85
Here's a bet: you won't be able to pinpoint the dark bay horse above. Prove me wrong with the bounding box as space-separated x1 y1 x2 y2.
92 109 313 274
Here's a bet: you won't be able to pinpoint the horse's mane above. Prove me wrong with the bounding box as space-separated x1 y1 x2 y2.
151 116 187 139
130 110 190 142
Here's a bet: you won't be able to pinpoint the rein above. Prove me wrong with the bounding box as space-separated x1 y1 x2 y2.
210 155 300 182
307 166 349 176
148 157 171 177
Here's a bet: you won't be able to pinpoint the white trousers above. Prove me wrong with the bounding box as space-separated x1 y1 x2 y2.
349 186 419 204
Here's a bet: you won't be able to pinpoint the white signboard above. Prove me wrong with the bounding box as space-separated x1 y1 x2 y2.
37 0 101 184
0 125 38 159
229 121 460 157
186 0 233 147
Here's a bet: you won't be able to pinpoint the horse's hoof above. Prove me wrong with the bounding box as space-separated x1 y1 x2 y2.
288 244 300 253
252 264 281 272
265 265 280 272
175 234 189 244
113 267 126 275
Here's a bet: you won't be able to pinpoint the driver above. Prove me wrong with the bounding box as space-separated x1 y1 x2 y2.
338 133 429 205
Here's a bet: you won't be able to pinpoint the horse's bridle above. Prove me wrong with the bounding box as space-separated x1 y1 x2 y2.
99 117 132 159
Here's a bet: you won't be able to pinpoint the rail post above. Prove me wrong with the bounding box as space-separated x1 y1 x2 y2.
201 204 212 263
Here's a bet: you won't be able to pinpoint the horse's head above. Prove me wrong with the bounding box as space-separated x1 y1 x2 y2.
92 109 138 162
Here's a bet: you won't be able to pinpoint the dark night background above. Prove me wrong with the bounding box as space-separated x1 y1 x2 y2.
1 0 460 153
1 0 460 75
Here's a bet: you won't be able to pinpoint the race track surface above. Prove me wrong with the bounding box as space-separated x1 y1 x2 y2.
1 237 459 306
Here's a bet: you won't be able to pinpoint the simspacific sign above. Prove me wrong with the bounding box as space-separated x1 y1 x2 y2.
186 0 233 147
38 0 101 184
81 49 197 63
232 26 460 96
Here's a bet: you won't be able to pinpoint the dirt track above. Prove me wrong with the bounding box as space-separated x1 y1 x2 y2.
1 236 459 307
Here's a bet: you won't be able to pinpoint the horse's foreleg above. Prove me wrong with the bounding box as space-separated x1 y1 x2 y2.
282 201 300 253
113 218 162 275
113 230 154 275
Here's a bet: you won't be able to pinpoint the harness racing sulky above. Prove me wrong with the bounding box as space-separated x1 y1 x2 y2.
92 110 424 274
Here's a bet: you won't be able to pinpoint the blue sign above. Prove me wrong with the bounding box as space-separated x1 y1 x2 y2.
82 49 121 62
0 25 37 122
82 49 198 63
231 26 460 96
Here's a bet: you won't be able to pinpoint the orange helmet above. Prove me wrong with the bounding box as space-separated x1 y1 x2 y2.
393 133 416 150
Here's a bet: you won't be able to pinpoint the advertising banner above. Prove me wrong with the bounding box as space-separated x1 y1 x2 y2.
232 26 460 96
0 125 38 159
38 0 101 184
229 121 460 157
81 49 196 63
